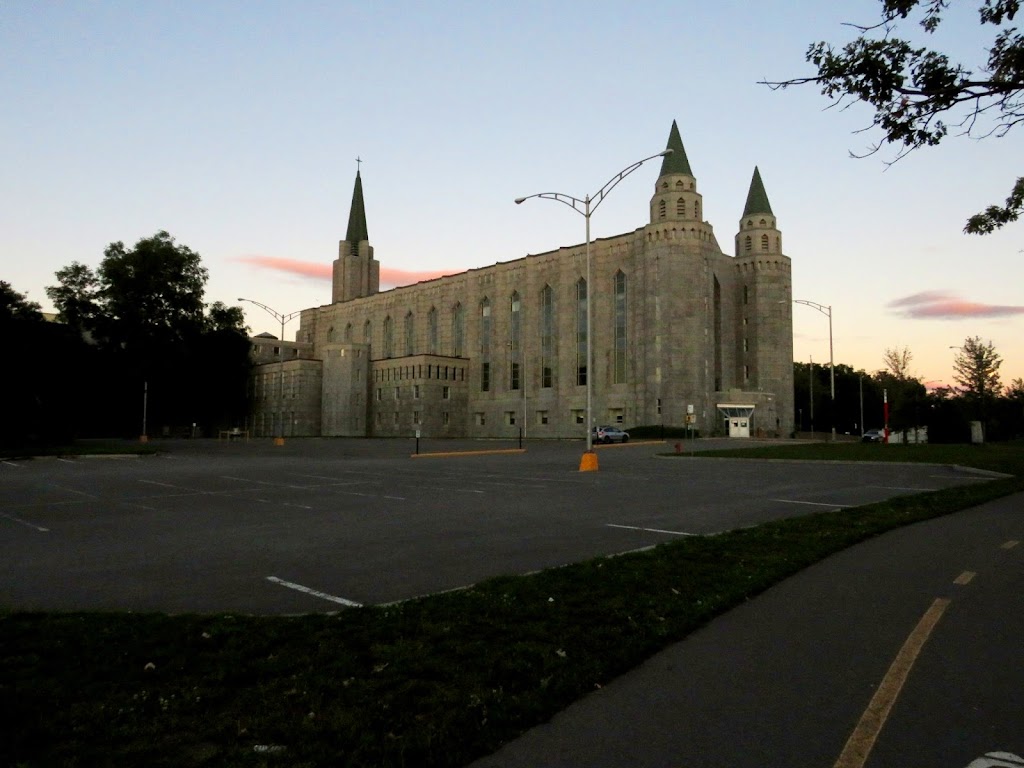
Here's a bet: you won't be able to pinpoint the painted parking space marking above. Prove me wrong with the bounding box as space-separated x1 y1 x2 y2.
50 484 99 499
220 475 314 490
266 576 362 607
954 571 976 585
0 512 49 532
834 597 950 768
2 460 23 468
1001 540 1020 550
770 498 847 508
869 485 934 492
606 523 699 537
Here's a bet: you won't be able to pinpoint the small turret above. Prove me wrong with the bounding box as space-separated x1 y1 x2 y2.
650 120 704 225
735 167 781 256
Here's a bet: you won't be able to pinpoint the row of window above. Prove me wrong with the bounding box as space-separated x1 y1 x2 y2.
373 364 466 382
742 234 780 252
327 272 631 392
375 385 452 401
657 198 701 219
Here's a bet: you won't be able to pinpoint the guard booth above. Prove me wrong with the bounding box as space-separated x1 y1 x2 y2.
716 404 756 438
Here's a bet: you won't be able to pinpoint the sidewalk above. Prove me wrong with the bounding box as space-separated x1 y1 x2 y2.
469 493 1024 768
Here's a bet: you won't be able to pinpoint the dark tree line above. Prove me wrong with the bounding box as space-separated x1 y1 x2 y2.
794 340 1022 442
1 232 251 448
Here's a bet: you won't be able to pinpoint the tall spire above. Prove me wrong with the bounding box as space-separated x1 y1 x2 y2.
345 170 368 244
659 120 693 176
742 167 774 216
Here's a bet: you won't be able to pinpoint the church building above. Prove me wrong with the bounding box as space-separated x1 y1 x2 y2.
247 121 794 440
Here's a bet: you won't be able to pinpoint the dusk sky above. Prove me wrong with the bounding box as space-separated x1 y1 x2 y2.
3 1 1022 389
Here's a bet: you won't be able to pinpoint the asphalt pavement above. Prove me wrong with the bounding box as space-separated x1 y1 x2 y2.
469 491 1024 768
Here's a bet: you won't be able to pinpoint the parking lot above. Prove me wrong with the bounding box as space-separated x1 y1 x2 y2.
0 438 992 614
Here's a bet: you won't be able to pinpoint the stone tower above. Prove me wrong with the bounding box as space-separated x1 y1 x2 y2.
332 170 380 304
648 119 704 227
734 166 793 432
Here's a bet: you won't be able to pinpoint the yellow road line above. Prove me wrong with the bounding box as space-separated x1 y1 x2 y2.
834 597 951 768
953 571 976 585
1001 540 1020 550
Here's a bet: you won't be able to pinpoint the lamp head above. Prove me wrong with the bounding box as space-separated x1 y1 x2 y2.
658 149 673 157
514 197 526 205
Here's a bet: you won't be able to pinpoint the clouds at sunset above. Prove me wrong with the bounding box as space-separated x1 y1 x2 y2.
235 255 459 289
888 291 1024 320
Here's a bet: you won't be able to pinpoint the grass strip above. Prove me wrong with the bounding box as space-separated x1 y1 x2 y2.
2 451 1023 767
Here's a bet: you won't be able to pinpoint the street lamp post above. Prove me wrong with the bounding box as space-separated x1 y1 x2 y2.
238 297 303 441
794 299 835 442
515 148 671 469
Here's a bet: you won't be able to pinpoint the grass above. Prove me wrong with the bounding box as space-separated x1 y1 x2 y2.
2 443 1023 766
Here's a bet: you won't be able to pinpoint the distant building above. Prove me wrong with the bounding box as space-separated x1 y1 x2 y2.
247 120 794 439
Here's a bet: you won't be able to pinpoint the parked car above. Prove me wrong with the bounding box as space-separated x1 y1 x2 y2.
862 429 885 443
592 425 630 444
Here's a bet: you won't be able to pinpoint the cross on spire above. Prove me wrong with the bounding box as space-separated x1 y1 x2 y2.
355 156 362 173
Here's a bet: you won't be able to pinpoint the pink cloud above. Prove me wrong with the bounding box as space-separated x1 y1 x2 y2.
888 291 1024 319
235 255 460 289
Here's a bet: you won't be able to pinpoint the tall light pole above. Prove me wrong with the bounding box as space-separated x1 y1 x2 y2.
515 148 671 469
794 299 835 442
238 298 303 441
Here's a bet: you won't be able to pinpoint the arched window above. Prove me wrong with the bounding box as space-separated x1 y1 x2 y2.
404 311 414 356
509 292 521 390
363 319 372 346
576 278 588 386
761 234 769 252
452 302 465 357
694 201 700 220
613 270 627 384
344 323 352 342
676 197 685 216
327 326 336 342
658 199 667 218
383 316 394 358
744 235 752 252
479 298 491 391
540 284 554 388
427 307 438 354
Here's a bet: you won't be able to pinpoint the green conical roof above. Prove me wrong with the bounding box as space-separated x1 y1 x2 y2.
659 120 693 176
345 170 368 243
742 166 773 216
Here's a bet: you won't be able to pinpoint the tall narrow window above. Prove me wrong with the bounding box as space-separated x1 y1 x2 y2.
509 291 521 390
364 319 372 346
576 278 588 386
761 233 769 252
344 323 353 342
694 201 700 219
745 235 752 252
676 197 685 216
480 297 491 391
613 270 627 384
427 307 438 354
404 311 414 356
452 302 465 356
540 284 554 388
383 316 394 358
658 199 666 219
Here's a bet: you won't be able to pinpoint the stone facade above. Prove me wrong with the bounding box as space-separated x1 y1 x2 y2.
248 121 794 439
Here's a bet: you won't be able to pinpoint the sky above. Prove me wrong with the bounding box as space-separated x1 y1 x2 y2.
3 0 1022 390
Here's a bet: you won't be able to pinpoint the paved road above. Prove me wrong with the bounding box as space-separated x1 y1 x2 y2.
0 437 995 614
469 492 1024 768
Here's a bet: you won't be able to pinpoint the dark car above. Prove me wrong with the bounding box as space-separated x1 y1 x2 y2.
592 425 630 444
862 429 884 443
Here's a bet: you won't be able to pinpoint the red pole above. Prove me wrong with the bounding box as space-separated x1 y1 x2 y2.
883 388 890 444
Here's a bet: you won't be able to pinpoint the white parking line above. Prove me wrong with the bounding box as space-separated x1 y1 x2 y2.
2 460 22 468
266 576 362 607
0 512 49 532
870 485 934 492
606 523 699 536
770 498 847 508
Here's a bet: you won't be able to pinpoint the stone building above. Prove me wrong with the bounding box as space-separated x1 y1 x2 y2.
248 120 794 439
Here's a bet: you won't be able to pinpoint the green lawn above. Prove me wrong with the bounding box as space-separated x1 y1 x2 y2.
2 443 1022 767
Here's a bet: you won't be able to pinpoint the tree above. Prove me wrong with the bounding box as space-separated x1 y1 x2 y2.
765 0 1024 234
45 232 250 437
953 336 1003 399
0 281 43 324
882 345 914 379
